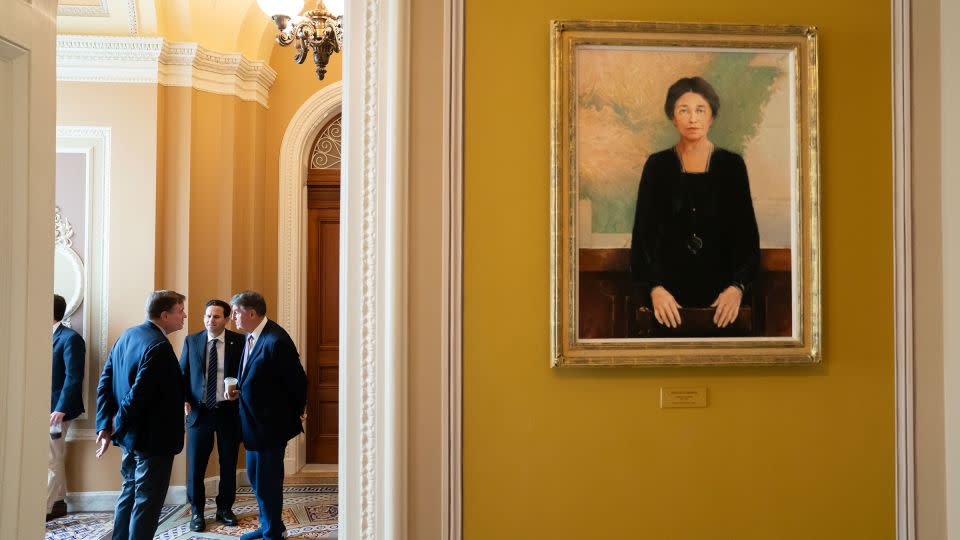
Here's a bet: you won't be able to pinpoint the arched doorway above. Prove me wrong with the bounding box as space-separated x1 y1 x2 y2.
277 82 341 474
304 114 342 464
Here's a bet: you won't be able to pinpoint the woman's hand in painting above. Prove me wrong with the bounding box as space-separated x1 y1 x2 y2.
651 286 682 328
711 285 743 328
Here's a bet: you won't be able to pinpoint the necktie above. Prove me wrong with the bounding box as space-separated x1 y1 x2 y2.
205 339 218 408
241 334 254 378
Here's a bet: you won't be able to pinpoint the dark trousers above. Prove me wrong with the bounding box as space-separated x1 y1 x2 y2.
112 450 174 540
246 444 287 540
186 404 240 515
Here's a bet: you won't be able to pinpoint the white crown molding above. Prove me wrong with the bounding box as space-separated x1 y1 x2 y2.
56 35 164 83
56 36 278 107
57 0 109 18
158 42 278 108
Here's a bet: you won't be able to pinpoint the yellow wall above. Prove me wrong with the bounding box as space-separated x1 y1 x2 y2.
156 85 272 475
464 2 893 539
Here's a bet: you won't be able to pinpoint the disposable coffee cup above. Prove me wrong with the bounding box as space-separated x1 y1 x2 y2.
224 377 239 394
49 423 62 440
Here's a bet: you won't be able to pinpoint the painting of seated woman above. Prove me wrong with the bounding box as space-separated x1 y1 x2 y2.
552 21 820 365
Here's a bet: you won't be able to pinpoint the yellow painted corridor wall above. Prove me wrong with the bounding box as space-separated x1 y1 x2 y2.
464 1 893 539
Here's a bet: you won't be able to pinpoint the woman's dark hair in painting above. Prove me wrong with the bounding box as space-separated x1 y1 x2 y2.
663 76 720 120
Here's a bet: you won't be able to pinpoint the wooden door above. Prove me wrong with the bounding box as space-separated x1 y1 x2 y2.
306 181 339 463
305 115 341 464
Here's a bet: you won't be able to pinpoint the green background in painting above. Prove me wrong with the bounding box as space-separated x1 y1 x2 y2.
577 51 784 234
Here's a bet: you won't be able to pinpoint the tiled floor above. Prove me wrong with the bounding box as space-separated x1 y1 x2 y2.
45 480 338 540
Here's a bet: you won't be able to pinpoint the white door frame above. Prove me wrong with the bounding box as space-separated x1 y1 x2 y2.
277 0 414 537
892 1 915 538
279 0 467 536
277 81 342 474
339 0 409 536
0 0 57 537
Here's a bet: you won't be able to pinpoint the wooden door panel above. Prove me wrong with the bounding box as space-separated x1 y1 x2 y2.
306 190 340 464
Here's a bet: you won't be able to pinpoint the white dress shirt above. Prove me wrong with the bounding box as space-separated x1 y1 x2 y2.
241 317 269 375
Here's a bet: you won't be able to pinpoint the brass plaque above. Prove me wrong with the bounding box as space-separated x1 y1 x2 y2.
660 387 707 408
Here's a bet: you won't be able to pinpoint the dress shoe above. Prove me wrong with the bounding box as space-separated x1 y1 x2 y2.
189 514 206 532
238 528 263 540
216 508 238 526
46 500 67 521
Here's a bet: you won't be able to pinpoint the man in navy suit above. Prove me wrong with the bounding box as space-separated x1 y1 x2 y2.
180 299 243 531
48 294 86 521
225 290 307 540
95 290 187 540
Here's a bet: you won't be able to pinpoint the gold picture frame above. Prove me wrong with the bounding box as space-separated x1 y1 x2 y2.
550 20 821 367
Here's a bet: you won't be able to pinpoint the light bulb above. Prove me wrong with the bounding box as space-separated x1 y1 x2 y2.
321 0 344 16
257 0 304 17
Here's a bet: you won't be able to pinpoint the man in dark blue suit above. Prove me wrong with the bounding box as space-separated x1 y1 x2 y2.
180 299 243 531
95 290 187 540
48 294 86 521
225 290 307 540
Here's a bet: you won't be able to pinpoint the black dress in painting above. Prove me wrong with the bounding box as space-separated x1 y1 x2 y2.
630 147 761 307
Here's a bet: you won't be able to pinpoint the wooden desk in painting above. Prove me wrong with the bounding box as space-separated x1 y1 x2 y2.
578 248 792 339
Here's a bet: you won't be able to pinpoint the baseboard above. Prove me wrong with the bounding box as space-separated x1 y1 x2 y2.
66 485 187 512
203 471 249 492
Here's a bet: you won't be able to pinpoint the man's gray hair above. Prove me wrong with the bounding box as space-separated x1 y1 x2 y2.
230 290 267 317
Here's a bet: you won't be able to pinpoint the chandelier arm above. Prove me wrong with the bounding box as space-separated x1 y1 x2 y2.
270 9 344 80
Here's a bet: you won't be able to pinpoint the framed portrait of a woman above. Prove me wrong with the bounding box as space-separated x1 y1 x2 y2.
550 20 821 366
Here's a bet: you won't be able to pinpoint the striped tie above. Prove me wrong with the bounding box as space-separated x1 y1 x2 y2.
240 334 254 379
205 338 218 408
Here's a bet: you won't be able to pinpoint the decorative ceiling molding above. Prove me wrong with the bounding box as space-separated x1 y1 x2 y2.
126 0 139 35
57 0 110 18
56 35 278 107
158 42 278 107
56 35 164 83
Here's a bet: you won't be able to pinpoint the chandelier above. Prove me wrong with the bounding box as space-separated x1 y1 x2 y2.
257 0 344 80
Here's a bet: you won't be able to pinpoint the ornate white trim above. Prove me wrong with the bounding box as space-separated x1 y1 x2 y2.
127 0 139 35
56 36 278 107
56 35 164 83
339 0 411 537
442 0 464 538
893 1 915 539
278 82 342 475
158 42 278 107
57 0 109 18
54 206 76 248
56 125 112 424
53 207 85 327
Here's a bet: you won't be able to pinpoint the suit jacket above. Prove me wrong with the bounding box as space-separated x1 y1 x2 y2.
51 324 86 421
237 319 308 450
180 328 243 427
95 321 185 455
